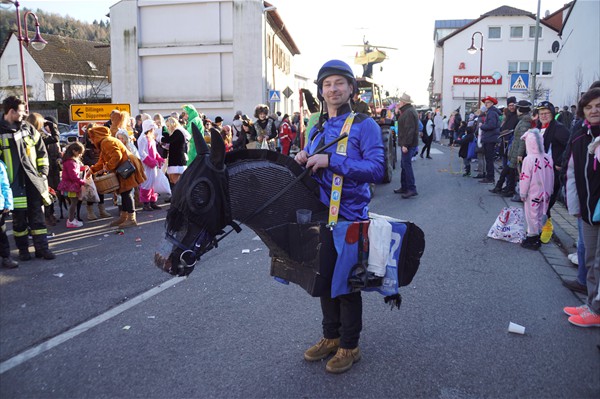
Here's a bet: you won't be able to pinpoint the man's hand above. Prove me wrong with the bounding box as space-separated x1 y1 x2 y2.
294 150 308 165
305 154 329 173
401 146 408 154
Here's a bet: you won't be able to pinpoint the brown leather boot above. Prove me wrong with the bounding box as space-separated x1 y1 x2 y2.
97 203 111 218
119 212 138 228
304 337 340 362
109 211 127 227
325 347 361 374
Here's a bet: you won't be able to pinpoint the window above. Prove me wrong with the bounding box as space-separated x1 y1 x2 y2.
488 26 501 39
519 62 529 73
508 62 518 74
63 80 72 100
528 25 542 39
8 64 18 79
510 26 523 39
541 62 552 76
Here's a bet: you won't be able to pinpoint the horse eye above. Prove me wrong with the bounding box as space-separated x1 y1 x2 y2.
190 181 211 207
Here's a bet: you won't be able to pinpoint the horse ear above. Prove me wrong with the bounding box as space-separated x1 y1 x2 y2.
209 128 225 169
192 123 209 155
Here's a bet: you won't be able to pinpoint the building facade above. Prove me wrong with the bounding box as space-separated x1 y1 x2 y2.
431 6 560 115
109 0 300 123
0 33 111 102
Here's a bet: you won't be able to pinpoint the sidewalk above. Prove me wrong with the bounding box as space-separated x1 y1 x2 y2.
539 201 586 302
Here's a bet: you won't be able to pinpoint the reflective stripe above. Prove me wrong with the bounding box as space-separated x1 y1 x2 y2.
31 229 48 236
1 138 12 182
13 229 29 237
37 158 49 166
13 197 27 209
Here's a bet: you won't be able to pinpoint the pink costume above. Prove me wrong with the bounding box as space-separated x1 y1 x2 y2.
138 131 164 203
519 128 554 235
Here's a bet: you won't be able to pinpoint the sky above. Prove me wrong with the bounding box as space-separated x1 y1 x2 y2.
12 0 570 104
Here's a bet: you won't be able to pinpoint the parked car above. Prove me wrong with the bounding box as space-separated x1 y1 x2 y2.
57 123 71 134
59 129 83 149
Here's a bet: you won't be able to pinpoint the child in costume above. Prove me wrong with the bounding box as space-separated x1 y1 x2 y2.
0 160 18 268
519 128 554 250
57 142 88 228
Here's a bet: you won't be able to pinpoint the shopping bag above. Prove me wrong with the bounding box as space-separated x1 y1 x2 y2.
79 177 100 203
467 140 477 160
153 169 171 195
487 206 526 243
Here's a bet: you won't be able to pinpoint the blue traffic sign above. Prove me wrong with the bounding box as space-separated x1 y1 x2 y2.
510 73 529 92
269 90 281 102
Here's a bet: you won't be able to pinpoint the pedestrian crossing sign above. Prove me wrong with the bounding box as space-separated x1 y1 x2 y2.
510 73 529 92
269 90 281 102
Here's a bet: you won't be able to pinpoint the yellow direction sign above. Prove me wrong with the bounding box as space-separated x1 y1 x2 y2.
70 103 131 122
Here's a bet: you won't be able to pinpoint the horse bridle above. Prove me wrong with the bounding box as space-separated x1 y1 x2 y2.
165 133 348 274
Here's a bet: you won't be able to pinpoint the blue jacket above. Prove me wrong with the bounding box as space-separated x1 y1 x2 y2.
305 106 384 220
0 160 13 210
480 105 502 143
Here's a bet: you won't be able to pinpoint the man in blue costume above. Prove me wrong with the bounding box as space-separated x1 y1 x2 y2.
294 60 384 374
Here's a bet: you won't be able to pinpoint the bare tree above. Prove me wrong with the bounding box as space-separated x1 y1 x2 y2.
528 81 550 105
574 66 584 104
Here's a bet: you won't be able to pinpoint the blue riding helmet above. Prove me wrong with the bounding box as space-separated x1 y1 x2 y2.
316 59 357 101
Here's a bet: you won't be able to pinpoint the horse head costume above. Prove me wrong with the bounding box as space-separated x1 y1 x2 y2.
155 124 424 305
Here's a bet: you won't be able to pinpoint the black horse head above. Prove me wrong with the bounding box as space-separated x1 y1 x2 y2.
155 124 234 275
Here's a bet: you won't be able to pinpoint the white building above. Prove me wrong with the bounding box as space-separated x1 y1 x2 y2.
109 0 300 123
551 0 600 107
0 33 111 102
431 5 560 115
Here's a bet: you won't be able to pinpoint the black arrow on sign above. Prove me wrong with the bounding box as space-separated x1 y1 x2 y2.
75 108 84 118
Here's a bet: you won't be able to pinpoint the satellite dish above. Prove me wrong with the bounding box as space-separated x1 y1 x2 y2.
551 41 560 53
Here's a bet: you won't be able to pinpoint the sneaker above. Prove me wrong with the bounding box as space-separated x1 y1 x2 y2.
568 308 600 327
489 186 502 194
567 253 578 266
393 187 407 194
66 219 83 228
540 218 553 244
562 279 588 295
1 257 18 269
521 235 541 250
304 337 340 362
150 202 161 210
563 304 588 317
325 347 361 374
143 203 153 212
462 172 471 177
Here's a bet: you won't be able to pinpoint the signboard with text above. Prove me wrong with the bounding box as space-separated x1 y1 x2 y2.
70 103 131 122
453 76 503 85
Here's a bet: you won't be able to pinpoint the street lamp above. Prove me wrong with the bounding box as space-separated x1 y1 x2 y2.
467 31 484 108
263 5 277 104
2 0 47 111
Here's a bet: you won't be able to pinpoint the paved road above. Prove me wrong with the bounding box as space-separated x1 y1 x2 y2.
1 144 598 398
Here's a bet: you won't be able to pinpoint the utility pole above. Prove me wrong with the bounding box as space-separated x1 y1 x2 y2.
530 0 541 104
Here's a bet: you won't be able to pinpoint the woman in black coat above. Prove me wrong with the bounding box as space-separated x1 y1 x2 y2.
163 117 188 185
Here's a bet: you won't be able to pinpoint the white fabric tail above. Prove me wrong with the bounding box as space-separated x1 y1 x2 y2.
367 218 392 277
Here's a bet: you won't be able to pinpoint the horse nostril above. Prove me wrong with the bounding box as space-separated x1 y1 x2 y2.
180 250 197 267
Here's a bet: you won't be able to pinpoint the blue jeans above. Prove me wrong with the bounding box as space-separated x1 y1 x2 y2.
400 147 416 192
577 217 587 285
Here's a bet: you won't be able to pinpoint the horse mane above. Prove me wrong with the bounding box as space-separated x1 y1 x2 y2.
225 149 328 231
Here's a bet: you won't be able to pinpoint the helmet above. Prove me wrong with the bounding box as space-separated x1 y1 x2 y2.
316 59 357 101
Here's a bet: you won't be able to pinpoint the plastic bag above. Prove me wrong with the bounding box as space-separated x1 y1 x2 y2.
487 206 526 243
79 177 100 203
153 169 171 195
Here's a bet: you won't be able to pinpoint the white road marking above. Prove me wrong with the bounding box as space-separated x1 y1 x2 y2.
0 276 185 374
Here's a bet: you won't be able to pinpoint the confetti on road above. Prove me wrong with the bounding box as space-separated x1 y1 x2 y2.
135 237 142 242
242 249 250 254
53 273 64 278
72 252 78 256
122 325 131 330
253 248 262 252
252 236 261 241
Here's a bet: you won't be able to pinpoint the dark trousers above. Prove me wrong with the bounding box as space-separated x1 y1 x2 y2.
497 166 516 192
483 142 496 181
121 189 134 213
13 183 48 251
546 169 561 218
320 291 362 349
400 147 417 192
420 136 432 157
0 213 10 258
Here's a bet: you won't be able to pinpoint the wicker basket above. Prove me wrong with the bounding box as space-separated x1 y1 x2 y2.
94 172 120 194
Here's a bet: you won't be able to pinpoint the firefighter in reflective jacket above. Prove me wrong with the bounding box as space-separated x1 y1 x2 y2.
0 96 55 260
